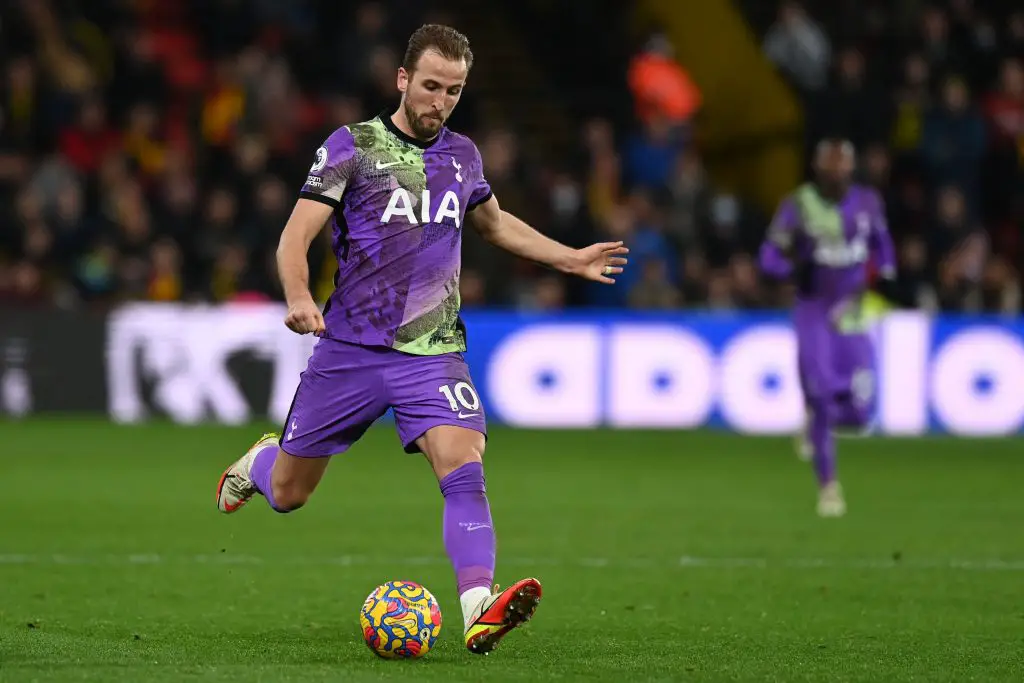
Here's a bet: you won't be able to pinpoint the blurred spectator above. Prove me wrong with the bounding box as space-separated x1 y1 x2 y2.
627 33 702 128
0 0 1020 314
920 76 986 207
918 5 958 77
58 96 120 175
628 259 682 310
516 274 568 312
982 57 1024 222
665 150 712 251
891 53 932 157
622 114 683 190
679 250 710 304
811 46 890 150
123 102 167 180
936 231 988 312
729 254 765 309
929 185 979 272
889 235 938 311
459 269 487 308
148 238 183 302
201 58 246 149
861 143 891 194
706 270 736 311
763 1 831 93
336 2 391 89
2 57 42 156
581 118 621 228
979 255 1021 316
1008 11 1024 57
984 58 1024 153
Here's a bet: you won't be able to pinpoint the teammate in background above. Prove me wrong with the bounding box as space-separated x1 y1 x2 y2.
759 139 896 517
214 25 629 654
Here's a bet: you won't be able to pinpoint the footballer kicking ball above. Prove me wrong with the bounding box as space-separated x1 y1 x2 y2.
360 580 442 658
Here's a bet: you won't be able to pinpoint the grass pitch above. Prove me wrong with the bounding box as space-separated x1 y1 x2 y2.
1 420 1022 681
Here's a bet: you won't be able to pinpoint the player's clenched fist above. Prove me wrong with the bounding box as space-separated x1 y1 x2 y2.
284 298 325 336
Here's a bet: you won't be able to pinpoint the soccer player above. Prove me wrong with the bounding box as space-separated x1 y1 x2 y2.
758 139 895 518
214 25 629 654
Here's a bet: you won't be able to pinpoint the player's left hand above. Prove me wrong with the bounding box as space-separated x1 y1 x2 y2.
565 241 629 284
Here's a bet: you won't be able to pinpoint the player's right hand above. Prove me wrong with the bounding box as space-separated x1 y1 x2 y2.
284 298 325 336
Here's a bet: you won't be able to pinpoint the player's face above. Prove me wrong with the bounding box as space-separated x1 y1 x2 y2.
814 144 855 198
397 50 467 140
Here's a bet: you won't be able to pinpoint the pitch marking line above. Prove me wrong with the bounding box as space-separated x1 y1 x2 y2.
0 554 1022 571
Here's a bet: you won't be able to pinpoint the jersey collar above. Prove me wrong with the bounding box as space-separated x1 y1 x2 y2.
379 110 443 149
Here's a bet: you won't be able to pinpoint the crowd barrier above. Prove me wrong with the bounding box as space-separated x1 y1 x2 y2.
1 304 1021 435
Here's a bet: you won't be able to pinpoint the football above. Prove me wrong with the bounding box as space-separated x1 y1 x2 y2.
359 580 443 658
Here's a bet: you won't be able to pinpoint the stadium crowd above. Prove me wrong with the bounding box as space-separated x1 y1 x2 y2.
0 0 1022 314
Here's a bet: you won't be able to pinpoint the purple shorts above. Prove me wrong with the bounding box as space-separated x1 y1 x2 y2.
794 302 875 408
279 337 487 457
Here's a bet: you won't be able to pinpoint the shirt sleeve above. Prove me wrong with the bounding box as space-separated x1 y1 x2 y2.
758 197 801 279
466 143 493 211
868 190 897 279
299 127 357 209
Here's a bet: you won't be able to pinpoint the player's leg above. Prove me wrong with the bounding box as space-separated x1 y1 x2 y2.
216 434 331 513
215 339 387 513
831 331 876 432
416 425 540 655
795 369 813 462
795 304 845 516
387 354 540 655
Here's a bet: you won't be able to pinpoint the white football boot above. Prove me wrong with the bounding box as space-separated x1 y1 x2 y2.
817 481 846 518
215 432 279 513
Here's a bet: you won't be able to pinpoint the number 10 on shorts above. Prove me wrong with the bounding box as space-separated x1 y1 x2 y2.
439 382 480 417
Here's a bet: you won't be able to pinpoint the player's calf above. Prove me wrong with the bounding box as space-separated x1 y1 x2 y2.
216 435 329 514
262 447 331 512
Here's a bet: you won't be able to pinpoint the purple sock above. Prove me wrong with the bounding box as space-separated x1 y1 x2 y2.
249 445 287 512
810 404 836 487
439 462 495 594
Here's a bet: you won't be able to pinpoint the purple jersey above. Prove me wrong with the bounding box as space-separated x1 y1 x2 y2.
299 114 492 355
759 183 896 311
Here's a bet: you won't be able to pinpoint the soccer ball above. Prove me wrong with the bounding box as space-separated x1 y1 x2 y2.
360 580 442 658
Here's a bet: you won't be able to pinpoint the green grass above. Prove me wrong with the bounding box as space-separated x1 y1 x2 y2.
1 420 1023 682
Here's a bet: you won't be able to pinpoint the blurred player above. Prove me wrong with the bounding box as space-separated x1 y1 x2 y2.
759 139 895 517
214 25 629 654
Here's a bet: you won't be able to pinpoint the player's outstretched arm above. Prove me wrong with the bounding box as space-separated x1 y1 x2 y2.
758 199 798 280
276 198 333 335
468 195 629 284
869 191 897 281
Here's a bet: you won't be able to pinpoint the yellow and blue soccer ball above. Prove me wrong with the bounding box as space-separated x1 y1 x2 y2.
359 580 442 658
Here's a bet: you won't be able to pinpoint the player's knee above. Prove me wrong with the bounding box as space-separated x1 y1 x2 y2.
269 481 311 512
433 444 483 481
269 466 316 511
419 426 486 481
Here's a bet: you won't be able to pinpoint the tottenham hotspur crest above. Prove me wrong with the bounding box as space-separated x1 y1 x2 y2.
451 157 462 183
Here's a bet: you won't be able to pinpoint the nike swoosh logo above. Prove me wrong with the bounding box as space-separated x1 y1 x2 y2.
457 412 478 419
375 160 402 169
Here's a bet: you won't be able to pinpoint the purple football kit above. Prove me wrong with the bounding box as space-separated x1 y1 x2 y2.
760 182 896 484
282 113 493 456
216 28 547 651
